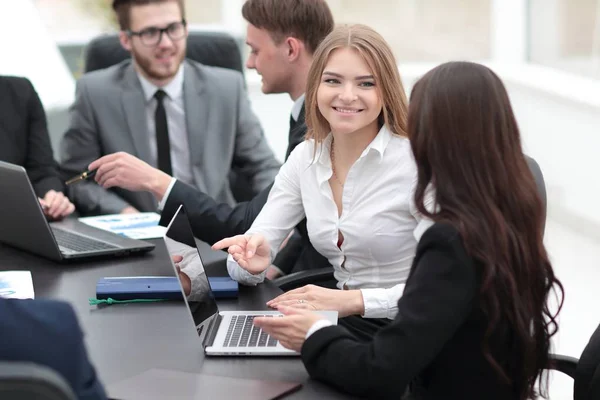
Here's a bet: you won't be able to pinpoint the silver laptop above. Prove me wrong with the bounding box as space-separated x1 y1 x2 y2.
0 161 155 261
163 205 338 356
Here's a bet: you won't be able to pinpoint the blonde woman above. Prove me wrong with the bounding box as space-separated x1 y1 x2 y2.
252 62 563 399
213 24 430 339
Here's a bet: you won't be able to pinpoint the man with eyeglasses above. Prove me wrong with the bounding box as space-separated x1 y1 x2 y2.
60 0 280 216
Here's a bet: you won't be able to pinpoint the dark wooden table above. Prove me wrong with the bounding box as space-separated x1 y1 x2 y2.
0 239 353 399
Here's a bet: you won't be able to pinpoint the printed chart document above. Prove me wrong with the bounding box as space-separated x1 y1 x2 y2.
0 271 35 299
78 212 167 240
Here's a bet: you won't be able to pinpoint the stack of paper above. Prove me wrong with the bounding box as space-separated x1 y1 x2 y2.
0 271 35 299
78 212 167 240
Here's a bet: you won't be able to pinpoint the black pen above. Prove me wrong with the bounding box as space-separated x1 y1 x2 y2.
65 169 97 186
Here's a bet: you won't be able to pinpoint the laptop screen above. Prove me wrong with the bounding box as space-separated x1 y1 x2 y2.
164 206 219 337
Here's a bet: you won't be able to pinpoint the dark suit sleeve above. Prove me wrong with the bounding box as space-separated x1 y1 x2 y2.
0 299 107 400
300 225 477 399
20 79 65 198
230 73 280 194
272 231 304 273
68 308 108 400
160 179 271 245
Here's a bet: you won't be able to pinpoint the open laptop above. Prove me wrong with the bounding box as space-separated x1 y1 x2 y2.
0 161 155 261
163 205 338 356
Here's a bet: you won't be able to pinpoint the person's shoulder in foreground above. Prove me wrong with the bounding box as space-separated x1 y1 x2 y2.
0 74 32 90
0 298 107 400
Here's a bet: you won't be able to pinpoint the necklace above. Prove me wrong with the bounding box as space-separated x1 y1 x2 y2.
330 139 344 187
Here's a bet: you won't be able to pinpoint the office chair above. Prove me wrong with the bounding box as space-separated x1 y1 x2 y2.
83 30 256 202
83 30 244 78
273 155 548 291
549 322 600 399
0 362 76 400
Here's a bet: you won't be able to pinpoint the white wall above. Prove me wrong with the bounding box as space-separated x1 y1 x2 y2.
0 0 75 111
499 66 600 232
382 63 600 233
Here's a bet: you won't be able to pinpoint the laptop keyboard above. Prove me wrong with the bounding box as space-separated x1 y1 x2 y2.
223 315 279 348
52 228 118 253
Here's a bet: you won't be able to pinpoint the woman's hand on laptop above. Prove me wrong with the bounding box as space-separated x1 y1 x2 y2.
267 284 365 318
253 306 325 352
212 234 271 275
39 190 75 220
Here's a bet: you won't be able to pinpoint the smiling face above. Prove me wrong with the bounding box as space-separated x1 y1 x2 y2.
316 47 383 137
119 1 187 86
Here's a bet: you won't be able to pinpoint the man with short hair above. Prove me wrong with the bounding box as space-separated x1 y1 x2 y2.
89 0 334 276
60 0 280 216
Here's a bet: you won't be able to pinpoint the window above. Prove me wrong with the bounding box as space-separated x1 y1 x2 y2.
528 0 600 79
327 0 491 61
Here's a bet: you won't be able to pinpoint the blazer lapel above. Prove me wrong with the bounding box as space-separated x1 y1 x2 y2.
286 103 306 160
121 65 152 165
183 61 208 170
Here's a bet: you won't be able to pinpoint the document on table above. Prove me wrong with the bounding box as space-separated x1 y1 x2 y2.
78 212 167 239
0 271 34 299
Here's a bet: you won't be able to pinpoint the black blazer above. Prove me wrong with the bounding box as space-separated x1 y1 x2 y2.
0 76 64 198
160 103 330 272
0 298 107 400
301 223 516 400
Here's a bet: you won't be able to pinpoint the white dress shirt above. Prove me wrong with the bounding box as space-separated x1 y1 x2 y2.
227 126 433 319
291 94 305 122
137 67 195 188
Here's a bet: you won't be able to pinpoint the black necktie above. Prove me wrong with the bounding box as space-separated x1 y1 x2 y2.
154 90 172 175
289 114 296 133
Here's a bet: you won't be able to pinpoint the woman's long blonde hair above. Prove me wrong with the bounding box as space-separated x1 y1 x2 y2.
305 24 409 143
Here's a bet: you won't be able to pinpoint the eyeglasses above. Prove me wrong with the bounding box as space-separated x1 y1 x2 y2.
127 20 187 47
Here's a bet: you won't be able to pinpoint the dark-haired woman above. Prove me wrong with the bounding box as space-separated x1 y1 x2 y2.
253 61 564 400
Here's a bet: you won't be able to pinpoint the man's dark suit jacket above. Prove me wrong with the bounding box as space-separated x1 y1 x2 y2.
0 298 107 400
0 76 65 198
160 104 329 273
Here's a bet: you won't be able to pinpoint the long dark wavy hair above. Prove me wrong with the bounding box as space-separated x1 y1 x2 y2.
409 61 564 399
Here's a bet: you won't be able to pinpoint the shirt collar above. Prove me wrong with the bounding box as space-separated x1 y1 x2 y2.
137 65 184 103
317 125 394 167
291 94 305 121
368 125 393 162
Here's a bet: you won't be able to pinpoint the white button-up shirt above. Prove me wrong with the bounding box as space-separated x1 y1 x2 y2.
137 67 195 187
291 93 305 122
227 126 432 319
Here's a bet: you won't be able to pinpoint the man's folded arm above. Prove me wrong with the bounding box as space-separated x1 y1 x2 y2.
159 179 271 245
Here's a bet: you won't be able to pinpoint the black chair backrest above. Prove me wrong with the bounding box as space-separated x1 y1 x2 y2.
524 155 547 234
575 322 600 400
0 362 76 400
84 30 244 77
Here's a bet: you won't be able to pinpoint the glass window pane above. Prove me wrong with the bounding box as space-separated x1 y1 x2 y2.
529 0 600 79
326 0 491 61
185 0 221 24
